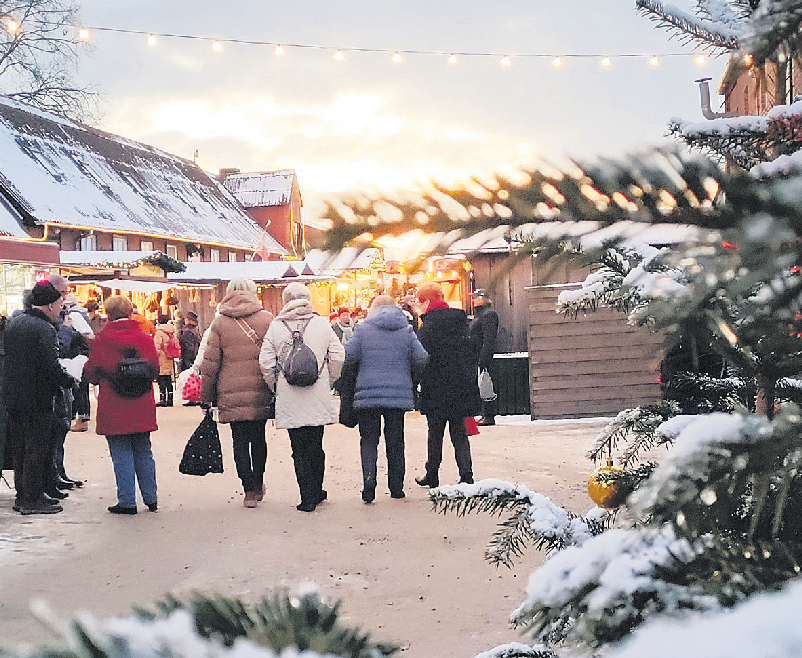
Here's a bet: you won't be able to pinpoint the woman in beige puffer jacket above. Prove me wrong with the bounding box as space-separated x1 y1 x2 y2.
200 279 274 507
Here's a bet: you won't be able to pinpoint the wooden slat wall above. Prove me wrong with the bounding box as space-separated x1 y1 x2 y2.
527 285 664 419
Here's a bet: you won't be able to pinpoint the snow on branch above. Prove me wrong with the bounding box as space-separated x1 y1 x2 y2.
509 526 717 647
636 0 743 51
472 642 557 658
605 577 802 658
431 480 610 566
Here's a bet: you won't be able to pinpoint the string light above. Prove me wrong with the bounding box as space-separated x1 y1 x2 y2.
743 53 753 66
212 40 222 53
76 26 716 68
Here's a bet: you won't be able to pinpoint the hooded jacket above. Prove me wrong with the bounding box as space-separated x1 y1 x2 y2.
418 307 482 417
259 298 344 429
200 290 274 423
84 318 159 436
153 322 177 375
344 305 428 410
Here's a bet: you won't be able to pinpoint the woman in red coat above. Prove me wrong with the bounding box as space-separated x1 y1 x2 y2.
84 296 160 515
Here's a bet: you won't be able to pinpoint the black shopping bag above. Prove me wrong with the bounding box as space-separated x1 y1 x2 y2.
179 411 224 476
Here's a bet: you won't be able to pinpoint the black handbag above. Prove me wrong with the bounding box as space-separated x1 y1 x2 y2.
179 411 224 476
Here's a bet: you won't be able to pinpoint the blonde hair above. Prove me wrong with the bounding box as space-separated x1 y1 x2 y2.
226 279 257 294
369 295 396 310
282 282 311 304
416 282 444 304
105 295 134 321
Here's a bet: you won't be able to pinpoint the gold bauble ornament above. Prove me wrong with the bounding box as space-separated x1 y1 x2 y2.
588 459 627 509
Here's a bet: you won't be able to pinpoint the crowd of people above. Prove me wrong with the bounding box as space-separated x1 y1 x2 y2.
2 276 499 516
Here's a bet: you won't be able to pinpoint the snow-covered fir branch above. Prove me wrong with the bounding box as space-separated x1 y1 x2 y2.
635 0 744 51
471 642 557 658
605 576 802 658
431 480 610 565
509 526 717 647
585 401 679 466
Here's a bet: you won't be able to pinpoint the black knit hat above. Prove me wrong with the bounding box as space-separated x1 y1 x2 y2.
29 281 63 306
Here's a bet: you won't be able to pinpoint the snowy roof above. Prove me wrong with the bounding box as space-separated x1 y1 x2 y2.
302 248 380 275
0 194 26 237
220 170 298 208
167 259 317 284
0 96 281 251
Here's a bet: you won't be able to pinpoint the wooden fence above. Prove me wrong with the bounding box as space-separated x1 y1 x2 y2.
527 284 664 419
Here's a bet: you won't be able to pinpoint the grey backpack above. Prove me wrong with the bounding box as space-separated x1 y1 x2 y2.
279 319 323 387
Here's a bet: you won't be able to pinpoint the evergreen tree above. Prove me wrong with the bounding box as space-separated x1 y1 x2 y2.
322 2 802 655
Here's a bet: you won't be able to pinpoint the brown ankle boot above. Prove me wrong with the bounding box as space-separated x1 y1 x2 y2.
243 491 258 508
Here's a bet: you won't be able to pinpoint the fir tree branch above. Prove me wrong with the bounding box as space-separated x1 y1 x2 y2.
635 0 742 51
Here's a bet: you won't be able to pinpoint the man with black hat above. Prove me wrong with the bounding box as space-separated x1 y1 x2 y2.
4 281 75 515
469 289 500 426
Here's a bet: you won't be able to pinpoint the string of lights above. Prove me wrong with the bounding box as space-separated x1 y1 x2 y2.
74 25 715 68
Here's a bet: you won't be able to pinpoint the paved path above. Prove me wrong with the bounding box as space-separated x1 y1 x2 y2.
0 405 608 658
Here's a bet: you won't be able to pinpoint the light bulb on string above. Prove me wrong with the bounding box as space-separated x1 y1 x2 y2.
694 53 706 66
448 54 457 66
392 51 403 64
275 44 285 56
743 53 753 66
147 34 157 46
501 55 511 67
334 49 345 61
212 40 223 53
551 56 563 68
78 27 90 42
600 56 612 68
649 55 660 67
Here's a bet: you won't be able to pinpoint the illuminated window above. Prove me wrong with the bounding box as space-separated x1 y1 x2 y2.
210 249 220 262
228 252 238 262
140 240 153 252
112 235 128 251
166 244 178 260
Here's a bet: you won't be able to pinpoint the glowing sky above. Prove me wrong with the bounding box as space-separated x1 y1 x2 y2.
75 0 726 219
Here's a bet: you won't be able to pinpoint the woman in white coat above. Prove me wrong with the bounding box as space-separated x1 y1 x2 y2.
260 283 344 512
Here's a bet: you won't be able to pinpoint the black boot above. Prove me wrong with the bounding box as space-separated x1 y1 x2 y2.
361 479 376 504
166 391 174 407
415 473 439 488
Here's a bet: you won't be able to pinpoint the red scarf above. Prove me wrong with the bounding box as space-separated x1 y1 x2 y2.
426 299 451 311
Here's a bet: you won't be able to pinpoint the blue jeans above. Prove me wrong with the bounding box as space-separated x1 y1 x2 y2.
106 433 157 508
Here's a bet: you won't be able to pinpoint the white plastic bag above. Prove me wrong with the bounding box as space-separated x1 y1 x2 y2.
478 369 496 401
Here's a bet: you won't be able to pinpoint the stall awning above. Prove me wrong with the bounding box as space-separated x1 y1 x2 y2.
73 278 175 293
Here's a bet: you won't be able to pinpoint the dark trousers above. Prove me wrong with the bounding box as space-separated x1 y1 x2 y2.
230 419 267 493
287 425 325 505
9 410 54 505
73 379 91 419
481 398 497 420
157 375 173 404
425 415 473 481
358 408 405 494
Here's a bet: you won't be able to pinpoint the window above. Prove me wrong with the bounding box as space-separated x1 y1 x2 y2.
228 252 238 262
140 240 153 252
79 234 97 251
112 235 128 251
166 244 178 260
210 249 220 262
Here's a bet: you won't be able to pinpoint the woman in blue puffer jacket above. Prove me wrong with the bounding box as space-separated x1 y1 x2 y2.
342 295 429 503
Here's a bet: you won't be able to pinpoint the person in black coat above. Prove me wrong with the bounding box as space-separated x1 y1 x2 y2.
4 282 74 515
413 282 481 488
469 289 500 425
179 311 202 371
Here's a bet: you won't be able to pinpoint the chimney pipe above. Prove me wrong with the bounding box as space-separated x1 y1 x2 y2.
696 78 737 119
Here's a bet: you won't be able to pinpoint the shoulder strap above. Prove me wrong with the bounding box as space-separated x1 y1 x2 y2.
281 317 312 338
235 318 260 345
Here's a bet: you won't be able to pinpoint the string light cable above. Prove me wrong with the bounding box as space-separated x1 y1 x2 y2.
73 25 715 67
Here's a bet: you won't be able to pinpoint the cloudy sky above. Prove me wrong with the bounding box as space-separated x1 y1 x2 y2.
75 0 726 219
